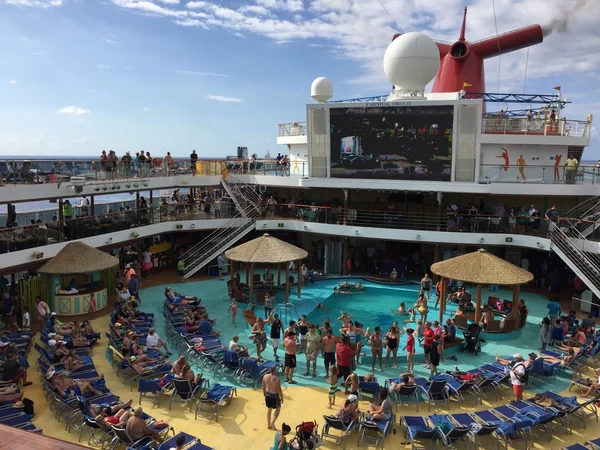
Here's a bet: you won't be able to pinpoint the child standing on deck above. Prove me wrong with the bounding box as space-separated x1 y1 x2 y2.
327 366 339 408
404 328 415 373
229 298 238 327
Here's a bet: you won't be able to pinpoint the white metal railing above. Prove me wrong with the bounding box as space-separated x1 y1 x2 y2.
481 117 591 137
549 223 600 298
278 122 307 137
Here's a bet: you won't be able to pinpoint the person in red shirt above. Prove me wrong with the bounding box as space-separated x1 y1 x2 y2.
422 322 435 369
336 336 355 381
403 328 415 373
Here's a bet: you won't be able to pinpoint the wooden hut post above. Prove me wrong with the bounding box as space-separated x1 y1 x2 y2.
512 284 521 321
230 260 235 284
249 263 254 305
285 263 290 304
438 278 444 323
440 278 447 318
297 260 301 297
277 263 281 287
245 264 250 286
475 284 482 323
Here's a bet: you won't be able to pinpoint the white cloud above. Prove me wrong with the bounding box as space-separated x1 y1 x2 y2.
72 136 88 143
97 64 112 69
142 106 150 111
234 32 247 39
207 95 243 102
57 105 90 116
109 0 600 93
255 0 303 12
155 0 179 3
238 5 272 16
5 0 63 7
174 69 230 77
8 80 18 84
32 51 47 56
104 38 118 44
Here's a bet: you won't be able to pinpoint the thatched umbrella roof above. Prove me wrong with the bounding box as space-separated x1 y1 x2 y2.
430 248 533 285
37 242 119 274
225 233 308 263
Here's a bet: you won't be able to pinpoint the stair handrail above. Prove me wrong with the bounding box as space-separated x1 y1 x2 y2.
181 214 256 268
182 219 257 278
549 223 600 291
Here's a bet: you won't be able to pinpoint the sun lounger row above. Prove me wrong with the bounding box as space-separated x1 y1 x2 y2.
402 391 598 450
0 331 38 432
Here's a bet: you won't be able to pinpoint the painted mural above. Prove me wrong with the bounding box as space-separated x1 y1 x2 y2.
480 144 568 183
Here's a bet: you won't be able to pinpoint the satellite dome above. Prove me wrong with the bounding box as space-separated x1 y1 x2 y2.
383 32 440 92
311 77 333 102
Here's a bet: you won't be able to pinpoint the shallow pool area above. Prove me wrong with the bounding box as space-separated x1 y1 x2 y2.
137 275 574 394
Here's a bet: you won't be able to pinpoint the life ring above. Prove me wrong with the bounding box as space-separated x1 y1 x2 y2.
346 258 352 271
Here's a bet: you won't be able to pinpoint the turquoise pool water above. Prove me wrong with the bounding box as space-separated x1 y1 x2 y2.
135 275 573 394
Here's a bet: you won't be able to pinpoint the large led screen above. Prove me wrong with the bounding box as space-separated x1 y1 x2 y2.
329 105 454 180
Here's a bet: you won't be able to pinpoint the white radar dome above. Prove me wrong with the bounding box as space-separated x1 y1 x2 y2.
311 77 333 102
383 32 440 92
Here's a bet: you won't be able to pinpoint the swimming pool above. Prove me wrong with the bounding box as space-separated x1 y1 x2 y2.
138 276 573 393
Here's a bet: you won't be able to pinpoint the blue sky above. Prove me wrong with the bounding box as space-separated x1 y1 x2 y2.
0 0 598 159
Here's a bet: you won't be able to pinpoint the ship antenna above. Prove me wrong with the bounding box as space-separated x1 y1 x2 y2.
459 7 467 41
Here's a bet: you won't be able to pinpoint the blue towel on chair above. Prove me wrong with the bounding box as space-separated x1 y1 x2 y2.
207 384 232 401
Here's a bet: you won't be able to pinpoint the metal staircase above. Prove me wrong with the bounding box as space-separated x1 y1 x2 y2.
181 176 262 279
548 222 600 299
567 196 600 239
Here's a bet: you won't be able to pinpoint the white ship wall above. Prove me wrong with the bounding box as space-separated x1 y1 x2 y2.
480 143 569 183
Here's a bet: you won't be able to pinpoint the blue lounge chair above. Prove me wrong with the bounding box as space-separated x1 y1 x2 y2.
434 374 478 407
138 374 173 407
429 414 471 448
402 416 438 450
358 380 381 402
588 438 600 450
357 413 394 450
472 410 521 450
416 378 448 411
158 432 198 450
194 384 236 422
321 415 355 450
387 379 419 412
169 377 209 410
450 412 499 450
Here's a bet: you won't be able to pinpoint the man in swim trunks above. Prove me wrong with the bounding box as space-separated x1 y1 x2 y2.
262 365 283 430
322 329 336 379
283 331 298 384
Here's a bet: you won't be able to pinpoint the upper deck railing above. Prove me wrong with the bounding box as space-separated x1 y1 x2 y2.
278 117 591 139
278 122 308 137
0 158 302 185
481 117 591 137
2 201 594 255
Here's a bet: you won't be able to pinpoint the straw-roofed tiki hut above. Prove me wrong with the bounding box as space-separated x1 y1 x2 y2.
225 234 308 304
430 249 534 325
36 242 120 316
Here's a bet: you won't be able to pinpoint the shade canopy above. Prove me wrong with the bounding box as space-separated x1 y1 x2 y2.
225 233 308 264
430 248 533 285
37 242 119 274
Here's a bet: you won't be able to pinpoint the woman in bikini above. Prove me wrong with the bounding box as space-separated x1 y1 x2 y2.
370 327 383 372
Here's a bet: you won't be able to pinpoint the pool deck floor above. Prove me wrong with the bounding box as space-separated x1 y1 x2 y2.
24 269 600 450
